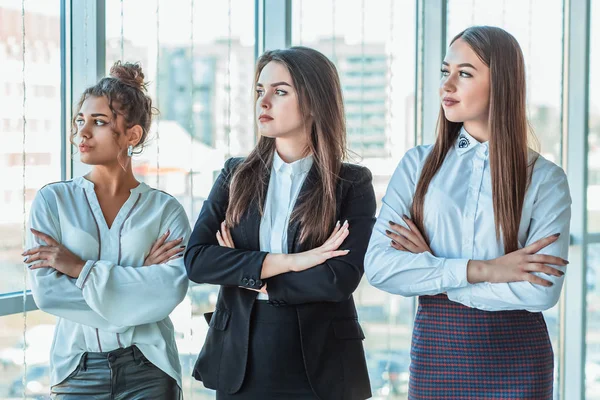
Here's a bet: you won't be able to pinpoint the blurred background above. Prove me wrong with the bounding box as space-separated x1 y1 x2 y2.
0 0 598 399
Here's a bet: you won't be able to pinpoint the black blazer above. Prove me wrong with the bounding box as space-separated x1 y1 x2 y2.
185 157 376 400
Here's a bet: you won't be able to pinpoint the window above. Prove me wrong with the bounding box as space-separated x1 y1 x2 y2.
0 0 62 294
292 0 417 397
587 2 600 398
104 0 256 397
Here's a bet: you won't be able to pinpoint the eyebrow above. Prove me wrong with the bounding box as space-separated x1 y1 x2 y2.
77 113 110 118
256 81 293 88
442 61 478 70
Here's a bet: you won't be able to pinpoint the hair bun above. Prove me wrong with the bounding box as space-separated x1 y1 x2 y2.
109 61 147 91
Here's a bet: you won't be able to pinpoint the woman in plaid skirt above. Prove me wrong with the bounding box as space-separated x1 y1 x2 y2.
365 26 571 399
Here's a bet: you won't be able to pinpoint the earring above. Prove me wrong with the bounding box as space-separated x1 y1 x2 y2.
127 145 133 157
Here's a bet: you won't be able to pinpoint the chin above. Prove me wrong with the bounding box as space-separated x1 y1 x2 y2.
79 154 99 165
442 111 465 124
258 130 283 139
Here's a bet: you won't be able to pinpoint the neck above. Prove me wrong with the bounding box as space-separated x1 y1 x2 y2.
86 163 139 196
463 119 490 143
275 135 310 163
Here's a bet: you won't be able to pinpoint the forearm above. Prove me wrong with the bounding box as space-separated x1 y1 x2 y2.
260 253 293 279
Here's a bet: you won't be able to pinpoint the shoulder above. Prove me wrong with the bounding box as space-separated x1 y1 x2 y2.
35 180 78 207
38 180 76 197
144 188 187 217
223 157 246 175
340 162 372 182
400 145 434 168
529 151 568 185
340 163 375 199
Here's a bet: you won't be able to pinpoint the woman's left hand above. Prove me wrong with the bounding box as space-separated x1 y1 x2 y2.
23 229 86 278
385 215 433 255
217 221 268 295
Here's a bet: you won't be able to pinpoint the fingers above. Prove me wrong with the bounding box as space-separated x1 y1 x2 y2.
324 220 347 246
384 228 418 253
24 252 53 264
156 237 184 254
522 272 554 287
321 222 349 250
28 263 53 270
150 229 171 255
220 221 235 248
527 254 568 267
523 233 560 254
525 263 565 277
216 231 226 247
400 215 427 244
387 222 421 248
22 245 54 257
327 221 342 241
156 246 186 264
324 249 350 259
30 229 59 246
390 240 409 252
330 228 350 249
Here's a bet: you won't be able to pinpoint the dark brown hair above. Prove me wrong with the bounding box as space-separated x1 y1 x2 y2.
225 46 347 247
71 61 156 152
412 26 536 254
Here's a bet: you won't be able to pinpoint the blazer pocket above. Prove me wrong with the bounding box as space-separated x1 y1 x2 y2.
208 308 231 331
332 319 365 340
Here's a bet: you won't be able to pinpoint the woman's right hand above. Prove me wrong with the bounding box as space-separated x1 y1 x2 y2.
467 233 567 287
144 229 185 266
288 220 350 273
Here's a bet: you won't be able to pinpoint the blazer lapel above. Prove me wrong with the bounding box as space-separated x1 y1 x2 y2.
239 169 270 251
287 165 319 253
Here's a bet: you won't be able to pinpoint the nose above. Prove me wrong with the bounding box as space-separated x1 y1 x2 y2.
441 74 456 93
258 94 271 110
77 121 92 141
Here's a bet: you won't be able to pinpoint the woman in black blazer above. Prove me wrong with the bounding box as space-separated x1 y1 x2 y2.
184 46 375 400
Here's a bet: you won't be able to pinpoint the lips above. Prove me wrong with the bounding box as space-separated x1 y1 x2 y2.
442 97 459 107
79 144 92 153
258 114 273 122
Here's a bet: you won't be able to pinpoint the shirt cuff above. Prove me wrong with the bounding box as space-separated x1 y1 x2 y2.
442 258 469 290
75 260 96 289
446 285 472 307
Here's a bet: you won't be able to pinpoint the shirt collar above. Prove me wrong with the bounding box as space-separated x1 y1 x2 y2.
74 176 150 194
273 151 314 177
456 126 489 156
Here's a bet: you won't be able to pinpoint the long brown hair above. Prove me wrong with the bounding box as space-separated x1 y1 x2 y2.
412 26 535 254
226 47 347 247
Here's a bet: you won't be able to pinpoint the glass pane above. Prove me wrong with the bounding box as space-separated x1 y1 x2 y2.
0 310 56 399
587 243 600 399
292 0 417 397
0 0 61 293
0 0 62 294
104 1 255 398
446 1 565 397
589 0 600 233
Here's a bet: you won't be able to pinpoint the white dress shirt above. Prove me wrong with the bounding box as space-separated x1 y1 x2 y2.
257 151 314 300
26 176 190 388
365 127 572 312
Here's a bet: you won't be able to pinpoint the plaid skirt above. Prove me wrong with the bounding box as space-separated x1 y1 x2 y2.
409 294 554 399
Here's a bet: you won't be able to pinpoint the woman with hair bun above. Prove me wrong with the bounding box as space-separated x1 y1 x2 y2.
22 61 189 399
